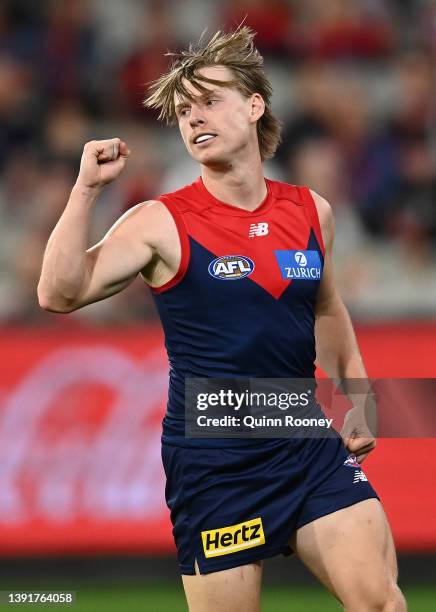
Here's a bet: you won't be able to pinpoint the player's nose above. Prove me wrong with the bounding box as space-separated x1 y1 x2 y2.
189 108 205 128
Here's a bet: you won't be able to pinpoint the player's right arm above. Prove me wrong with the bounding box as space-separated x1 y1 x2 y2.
37 138 163 313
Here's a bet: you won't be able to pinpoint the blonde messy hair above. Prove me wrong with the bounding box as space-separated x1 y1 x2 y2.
143 26 282 160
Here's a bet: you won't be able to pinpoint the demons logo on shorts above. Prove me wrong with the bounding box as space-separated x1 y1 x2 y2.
343 454 360 468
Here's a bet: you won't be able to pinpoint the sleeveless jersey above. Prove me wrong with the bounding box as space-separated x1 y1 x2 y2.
151 177 325 447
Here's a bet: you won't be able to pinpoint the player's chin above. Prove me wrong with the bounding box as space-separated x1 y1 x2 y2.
190 147 229 167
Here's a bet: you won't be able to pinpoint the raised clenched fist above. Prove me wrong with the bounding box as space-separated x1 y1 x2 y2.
77 138 130 189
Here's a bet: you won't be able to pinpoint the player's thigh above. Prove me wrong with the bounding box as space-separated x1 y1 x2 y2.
182 560 263 612
289 499 399 605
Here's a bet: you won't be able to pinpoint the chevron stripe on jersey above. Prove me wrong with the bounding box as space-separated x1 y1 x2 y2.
155 177 323 300
150 177 325 446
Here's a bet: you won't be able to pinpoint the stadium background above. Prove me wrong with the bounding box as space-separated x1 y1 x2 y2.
0 0 435 610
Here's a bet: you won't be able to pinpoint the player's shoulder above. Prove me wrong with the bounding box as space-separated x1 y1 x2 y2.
158 178 202 212
118 178 203 239
267 178 322 209
308 189 333 224
267 180 334 247
308 189 334 248
266 178 302 202
109 199 175 245
121 199 169 222
308 189 332 214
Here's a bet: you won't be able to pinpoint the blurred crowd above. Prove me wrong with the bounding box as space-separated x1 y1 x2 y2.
0 0 435 325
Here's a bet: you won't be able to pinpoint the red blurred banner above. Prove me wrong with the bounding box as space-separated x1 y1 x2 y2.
0 323 435 555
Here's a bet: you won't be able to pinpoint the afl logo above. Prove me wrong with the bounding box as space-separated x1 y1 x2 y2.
294 251 307 266
208 255 255 280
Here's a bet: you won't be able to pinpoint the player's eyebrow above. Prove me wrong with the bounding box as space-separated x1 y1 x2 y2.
175 100 190 114
175 89 221 114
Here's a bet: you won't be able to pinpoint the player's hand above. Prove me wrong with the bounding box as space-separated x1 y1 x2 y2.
340 406 376 463
77 138 131 189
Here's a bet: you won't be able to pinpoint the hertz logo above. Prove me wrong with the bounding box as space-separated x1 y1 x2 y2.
208 255 255 280
201 517 265 558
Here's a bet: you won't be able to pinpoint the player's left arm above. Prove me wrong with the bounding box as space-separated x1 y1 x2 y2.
312 190 376 463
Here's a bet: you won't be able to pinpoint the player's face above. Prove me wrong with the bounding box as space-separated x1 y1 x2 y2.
175 66 263 167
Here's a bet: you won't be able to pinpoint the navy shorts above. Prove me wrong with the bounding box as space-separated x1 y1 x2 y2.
161 435 379 575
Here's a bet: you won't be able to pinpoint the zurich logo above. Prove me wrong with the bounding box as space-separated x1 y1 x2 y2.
275 250 322 281
208 255 255 280
294 251 307 266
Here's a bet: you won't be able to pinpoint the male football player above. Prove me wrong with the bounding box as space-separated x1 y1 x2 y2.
38 27 406 612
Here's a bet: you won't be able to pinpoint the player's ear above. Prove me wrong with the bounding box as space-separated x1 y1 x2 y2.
249 93 265 123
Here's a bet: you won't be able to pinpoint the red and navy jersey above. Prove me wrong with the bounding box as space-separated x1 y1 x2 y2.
152 177 325 446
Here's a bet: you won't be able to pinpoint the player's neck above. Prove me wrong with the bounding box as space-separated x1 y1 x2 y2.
201 159 266 212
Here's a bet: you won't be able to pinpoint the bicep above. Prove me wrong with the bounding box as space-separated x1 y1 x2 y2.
74 204 155 308
80 237 152 306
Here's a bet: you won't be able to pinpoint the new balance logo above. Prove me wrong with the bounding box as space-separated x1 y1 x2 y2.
249 222 269 237
353 470 368 483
